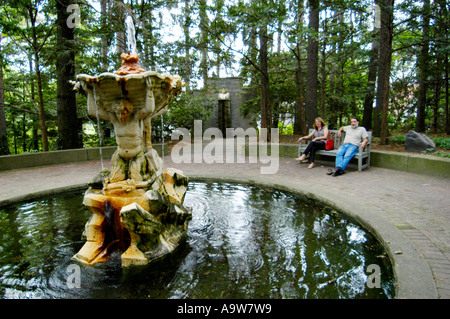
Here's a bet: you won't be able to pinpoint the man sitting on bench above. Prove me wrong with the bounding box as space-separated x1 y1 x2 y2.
328 117 369 177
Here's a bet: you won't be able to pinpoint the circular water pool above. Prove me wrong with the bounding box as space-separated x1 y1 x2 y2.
0 182 395 299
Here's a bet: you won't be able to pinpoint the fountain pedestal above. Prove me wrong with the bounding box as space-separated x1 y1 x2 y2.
72 54 191 267
73 168 190 267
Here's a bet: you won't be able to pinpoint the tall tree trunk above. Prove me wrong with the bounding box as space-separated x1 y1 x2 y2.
434 0 448 134
22 112 27 152
415 0 431 133
337 12 346 128
135 0 154 70
294 45 306 135
276 0 285 54
439 0 449 134
28 52 39 151
305 0 319 128
432 56 441 133
0 32 10 155
374 0 394 143
34 51 48 151
362 3 380 130
320 17 327 119
183 0 191 93
293 1 306 135
100 0 109 71
446 49 449 135
28 5 49 151
56 0 79 150
115 0 126 59
259 23 270 131
327 10 339 129
199 0 209 89
362 39 379 130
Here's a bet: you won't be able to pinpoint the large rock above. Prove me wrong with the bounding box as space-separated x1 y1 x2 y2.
405 130 436 152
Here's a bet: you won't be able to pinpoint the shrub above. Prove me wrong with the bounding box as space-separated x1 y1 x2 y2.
389 134 406 145
431 137 450 150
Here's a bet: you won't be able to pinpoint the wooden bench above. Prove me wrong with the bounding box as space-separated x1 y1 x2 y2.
298 129 372 172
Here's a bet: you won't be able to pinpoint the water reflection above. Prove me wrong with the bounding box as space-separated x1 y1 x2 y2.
0 183 394 299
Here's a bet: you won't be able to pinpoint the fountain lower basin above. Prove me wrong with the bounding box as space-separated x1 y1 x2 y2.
0 182 395 299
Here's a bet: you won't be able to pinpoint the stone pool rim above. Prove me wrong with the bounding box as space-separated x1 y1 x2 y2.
0 175 438 299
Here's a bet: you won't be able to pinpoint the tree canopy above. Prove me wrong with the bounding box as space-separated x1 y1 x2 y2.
0 0 448 154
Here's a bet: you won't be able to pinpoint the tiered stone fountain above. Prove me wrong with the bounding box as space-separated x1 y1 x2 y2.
72 52 191 267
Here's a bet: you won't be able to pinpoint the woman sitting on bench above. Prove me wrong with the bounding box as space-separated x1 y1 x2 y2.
295 117 329 169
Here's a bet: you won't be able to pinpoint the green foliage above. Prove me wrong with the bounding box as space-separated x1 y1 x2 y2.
157 91 214 138
431 137 450 150
389 134 406 146
82 132 117 149
278 122 293 135
432 151 450 158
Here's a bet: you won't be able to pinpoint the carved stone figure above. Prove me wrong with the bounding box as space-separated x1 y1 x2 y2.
72 54 191 267
218 88 230 101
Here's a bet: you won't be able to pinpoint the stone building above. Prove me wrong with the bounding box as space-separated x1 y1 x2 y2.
202 77 255 131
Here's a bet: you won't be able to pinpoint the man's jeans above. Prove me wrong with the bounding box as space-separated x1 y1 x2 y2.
335 143 358 171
